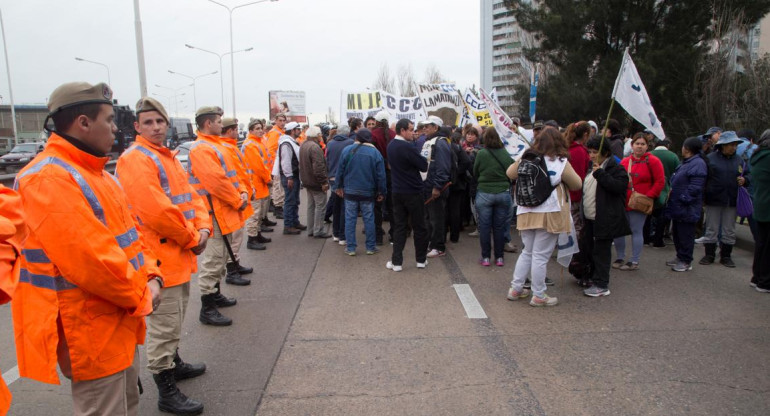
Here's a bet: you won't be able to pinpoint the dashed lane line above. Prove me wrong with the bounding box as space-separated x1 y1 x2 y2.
452 284 488 319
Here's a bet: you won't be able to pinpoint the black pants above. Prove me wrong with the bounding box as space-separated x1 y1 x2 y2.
752 221 770 290
652 208 670 246
424 189 447 252
583 219 612 289
374 171 393 241
331 191 345 239
391 193 428 265
672 220 696 264
446 189 464 243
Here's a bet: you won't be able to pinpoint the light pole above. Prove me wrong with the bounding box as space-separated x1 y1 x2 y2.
168 69 218 111
155 84 188 117
206 0 278 119
185 44 253 113
75 57 111 86
0 8 18 145
133 0 148 97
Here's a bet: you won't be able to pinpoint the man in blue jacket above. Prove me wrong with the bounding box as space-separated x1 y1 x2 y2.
420 116 453 258
334 128 386 255
326 125 354 243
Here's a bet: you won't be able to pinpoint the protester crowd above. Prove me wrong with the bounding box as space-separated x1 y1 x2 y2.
0 80 767 416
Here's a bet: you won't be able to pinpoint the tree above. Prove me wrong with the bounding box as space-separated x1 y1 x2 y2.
397 64 417 96
504 0 770 143
737 57 770 132
423 64 447 84
372 63 395 93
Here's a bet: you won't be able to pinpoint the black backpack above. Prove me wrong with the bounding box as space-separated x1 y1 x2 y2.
515 150 554 207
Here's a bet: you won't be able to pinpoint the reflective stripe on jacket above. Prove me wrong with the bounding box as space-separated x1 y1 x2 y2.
0 184 26 413
12 134 157 384
241 135 272 199
187 133 245 235
221 137 253 221
116 136 212 287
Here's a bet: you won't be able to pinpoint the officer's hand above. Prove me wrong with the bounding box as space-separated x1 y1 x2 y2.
148 279 162 311
287 178 294 190
192 232 209 255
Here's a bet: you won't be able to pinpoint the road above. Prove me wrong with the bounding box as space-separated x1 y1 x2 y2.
2 208 769 415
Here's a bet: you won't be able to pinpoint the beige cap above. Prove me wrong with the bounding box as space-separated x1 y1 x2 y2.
195 106 224 118
221 117 238 129
48 82 113 115
248 118 262 129
135 97 169 123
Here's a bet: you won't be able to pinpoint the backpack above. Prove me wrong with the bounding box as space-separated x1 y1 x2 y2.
515 150 555 207
420 136 457 185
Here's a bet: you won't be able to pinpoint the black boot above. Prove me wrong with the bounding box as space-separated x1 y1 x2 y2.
263 217 277 226
153 369 204 415
246 236 266 251
699 243 716 265
199 294 232 326
720 244 736 268
225 263 251 285
256 232 272 243
173 350 206 381
236 261 253 274
213 282 236 307
260 224 274 233
274 207 284 219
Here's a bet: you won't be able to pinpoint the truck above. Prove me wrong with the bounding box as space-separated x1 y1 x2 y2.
165 117 196 150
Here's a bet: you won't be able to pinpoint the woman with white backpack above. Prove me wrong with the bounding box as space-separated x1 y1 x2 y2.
505 127 582 307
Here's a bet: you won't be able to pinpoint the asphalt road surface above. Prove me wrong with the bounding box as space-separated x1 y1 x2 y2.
2 207 768 415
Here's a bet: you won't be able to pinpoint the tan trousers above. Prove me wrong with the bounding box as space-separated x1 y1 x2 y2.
71 347 140 416
271 175 284 207
198 219 226 295
246 196 270 236
145 282 189 374
231 228 243 262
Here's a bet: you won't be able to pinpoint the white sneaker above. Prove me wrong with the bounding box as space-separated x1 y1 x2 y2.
386 261 402 272
694 236 707 244
338 240 346 246
416 260 428 269
426 249 445 258
332 236 340 242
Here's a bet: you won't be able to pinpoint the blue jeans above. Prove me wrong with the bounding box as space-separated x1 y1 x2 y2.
475 191 512 259
614 210 647 263
281 176 301 228
345 199 375 251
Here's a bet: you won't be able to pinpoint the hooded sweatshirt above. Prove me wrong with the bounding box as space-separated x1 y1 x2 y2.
326 133 354 180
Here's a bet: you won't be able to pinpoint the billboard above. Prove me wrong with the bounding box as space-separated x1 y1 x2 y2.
269 90 306 122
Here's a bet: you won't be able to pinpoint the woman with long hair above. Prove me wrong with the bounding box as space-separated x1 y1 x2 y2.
612 133 665 271
472 128 514 267
506 127 582 306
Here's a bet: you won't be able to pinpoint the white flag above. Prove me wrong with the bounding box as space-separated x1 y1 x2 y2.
479 88 529 160
612 49 666 140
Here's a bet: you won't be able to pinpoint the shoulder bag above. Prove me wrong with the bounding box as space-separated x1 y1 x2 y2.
626 159 654 215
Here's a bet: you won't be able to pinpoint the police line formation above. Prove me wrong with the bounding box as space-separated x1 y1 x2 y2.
0 81 768 415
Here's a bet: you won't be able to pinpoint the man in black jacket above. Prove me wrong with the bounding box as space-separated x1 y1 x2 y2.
420 116 453 258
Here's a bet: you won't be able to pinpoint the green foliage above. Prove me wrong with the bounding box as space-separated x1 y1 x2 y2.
504 0 770 142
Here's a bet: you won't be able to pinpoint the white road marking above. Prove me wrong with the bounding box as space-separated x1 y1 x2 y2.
453 284 487 319
2 366 19 385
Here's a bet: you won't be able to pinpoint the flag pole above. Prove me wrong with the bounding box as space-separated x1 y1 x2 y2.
597 98 616 156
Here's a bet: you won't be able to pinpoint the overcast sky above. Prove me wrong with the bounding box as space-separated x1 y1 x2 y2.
0 0 480 124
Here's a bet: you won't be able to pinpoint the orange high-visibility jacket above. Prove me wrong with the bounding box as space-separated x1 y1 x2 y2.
187 133 246 235
265 126 285 172
241 135 271 199
12 134 158 384
0 184 26 415
116 136 212 288
220 137 253 222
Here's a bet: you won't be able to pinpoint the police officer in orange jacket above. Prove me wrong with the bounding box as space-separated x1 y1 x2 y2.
0 184 26 415
116 98 210 414
188 106 249 326
242 118 275 249
12 82 161 416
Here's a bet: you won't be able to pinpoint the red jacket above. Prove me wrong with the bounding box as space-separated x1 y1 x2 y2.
568 141 590 202
371 127 396 162
620 152 666 211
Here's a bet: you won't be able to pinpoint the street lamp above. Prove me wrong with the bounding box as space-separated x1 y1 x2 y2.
184 44 253 113
155 84 188 117
75 57 111 86
205 0 279 118
168 69 218 111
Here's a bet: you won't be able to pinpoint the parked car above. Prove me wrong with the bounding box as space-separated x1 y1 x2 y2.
175 141 193 167
0 142 45 173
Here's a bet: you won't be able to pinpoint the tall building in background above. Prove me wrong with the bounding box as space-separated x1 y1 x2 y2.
480 0 535 118
749 13 770 61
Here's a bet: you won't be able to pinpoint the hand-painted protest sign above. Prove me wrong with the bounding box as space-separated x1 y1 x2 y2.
269 90 306 122
479 87 529 160
416 83 463 126
380 91 425 123
339 90 383 123
461 89 493 128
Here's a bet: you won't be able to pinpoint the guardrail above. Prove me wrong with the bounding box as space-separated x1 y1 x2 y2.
0 160 117 187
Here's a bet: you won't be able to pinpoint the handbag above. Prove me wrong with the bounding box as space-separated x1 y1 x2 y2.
626 160 654 215
737 162 753 217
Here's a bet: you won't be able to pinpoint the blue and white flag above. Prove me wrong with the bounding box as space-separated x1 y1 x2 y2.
612 49 666 140
529 71 538 122
479 87 529 160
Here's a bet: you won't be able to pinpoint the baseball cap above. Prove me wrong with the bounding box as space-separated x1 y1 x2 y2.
285 121 300 131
